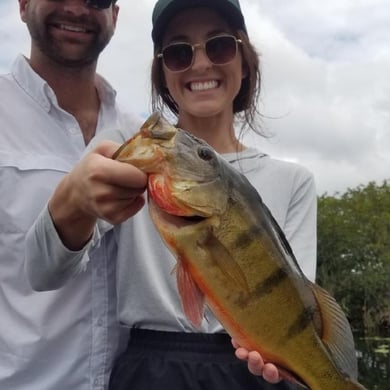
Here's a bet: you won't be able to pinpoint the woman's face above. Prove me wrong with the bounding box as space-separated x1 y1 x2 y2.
161 7 246 120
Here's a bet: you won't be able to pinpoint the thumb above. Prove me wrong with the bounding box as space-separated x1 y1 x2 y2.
92 140 123 159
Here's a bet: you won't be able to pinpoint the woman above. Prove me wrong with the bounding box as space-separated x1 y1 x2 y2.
25 0 317 389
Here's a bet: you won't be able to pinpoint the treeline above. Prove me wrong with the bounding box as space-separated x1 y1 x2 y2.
317 180 390 336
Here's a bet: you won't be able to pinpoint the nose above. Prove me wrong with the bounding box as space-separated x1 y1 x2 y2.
63 0 91 16
191 45 212 70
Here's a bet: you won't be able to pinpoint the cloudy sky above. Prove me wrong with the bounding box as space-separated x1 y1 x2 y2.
1 0 389 195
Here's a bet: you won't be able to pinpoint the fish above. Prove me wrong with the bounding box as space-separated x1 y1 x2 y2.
113 112 368 390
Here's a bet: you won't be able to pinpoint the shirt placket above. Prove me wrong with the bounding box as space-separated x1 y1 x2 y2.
91 250 109 390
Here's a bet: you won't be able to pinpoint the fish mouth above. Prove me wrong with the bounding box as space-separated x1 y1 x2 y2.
149 198 207 229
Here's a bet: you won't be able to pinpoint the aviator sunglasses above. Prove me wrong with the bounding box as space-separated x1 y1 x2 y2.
157 35 242 72
84 0 114 9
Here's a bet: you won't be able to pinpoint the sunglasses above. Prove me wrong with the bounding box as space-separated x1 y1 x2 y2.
84 0 114 9
157 35 242 73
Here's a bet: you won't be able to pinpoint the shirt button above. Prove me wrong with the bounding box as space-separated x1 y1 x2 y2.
97 318 104 327
68 127 79 134
94 376 105 388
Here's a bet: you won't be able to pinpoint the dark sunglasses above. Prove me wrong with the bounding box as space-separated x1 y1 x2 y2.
157 35 242 73
84 0 114 9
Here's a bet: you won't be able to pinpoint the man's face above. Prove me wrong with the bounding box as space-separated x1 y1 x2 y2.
19 0 119 67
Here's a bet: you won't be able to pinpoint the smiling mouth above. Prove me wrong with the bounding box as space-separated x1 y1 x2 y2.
52 23 94 34
189 80 219 92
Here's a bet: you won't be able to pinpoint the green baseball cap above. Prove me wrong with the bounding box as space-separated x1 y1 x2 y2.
151 0 247 45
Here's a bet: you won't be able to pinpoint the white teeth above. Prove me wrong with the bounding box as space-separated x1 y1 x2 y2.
59 24 87 33
190 80 218 91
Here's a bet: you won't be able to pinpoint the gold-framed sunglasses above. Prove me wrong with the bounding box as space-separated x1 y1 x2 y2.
157 34 242 73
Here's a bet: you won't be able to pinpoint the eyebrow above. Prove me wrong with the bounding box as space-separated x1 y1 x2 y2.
163 29 230 45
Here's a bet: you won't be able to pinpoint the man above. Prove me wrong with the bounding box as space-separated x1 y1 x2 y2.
0 1 141 389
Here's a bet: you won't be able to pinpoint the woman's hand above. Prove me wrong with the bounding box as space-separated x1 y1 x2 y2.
232 339 282 383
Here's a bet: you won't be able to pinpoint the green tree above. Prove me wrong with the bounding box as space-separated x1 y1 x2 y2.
317 181 390 335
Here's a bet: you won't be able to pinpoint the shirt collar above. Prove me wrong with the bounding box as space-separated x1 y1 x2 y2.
11 54 117 112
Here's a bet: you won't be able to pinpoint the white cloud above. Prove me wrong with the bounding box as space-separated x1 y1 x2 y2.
240 0 390 194
0 0 389 195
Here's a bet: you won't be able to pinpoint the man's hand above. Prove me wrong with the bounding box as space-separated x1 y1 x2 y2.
49 140 148 250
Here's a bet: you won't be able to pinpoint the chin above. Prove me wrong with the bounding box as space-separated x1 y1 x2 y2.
187 104 223 118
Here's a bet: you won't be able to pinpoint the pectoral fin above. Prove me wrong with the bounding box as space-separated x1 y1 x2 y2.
201 232 250 294
176 258 205 329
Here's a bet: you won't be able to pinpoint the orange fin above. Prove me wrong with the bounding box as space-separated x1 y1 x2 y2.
201 232 250 294
176 258 205 329
311 283 359 380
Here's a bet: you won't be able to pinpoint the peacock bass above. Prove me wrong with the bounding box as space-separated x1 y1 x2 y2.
113 112 368 390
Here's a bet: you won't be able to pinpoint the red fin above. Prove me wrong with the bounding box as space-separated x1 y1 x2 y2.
176 259 205 329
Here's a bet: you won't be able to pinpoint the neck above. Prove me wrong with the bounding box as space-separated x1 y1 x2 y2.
177 112 246 154
28 54 101 145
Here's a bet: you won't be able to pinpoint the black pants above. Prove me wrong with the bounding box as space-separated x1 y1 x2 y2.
109 329 297 390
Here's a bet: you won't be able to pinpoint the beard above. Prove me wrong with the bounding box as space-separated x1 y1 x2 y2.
26 12 113 68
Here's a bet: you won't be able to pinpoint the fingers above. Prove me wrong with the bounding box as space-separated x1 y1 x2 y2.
262 363 282 384
234 346 250 361
101 158 148 191
89 140 147 193
90 194 146 225
232 339 282 384
246 351 264 376
85 156 147 222
231 339 240 349
92 140 124 158
48 140 149 250
55 141 148 223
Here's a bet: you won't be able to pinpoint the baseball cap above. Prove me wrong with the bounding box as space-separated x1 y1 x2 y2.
151 0 247 45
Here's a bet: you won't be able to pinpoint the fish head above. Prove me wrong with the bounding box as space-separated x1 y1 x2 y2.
113 112 230 218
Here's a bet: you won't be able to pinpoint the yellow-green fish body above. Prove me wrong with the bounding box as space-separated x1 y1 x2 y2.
114 113 368 390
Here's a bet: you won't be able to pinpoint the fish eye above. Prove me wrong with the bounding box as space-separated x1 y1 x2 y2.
197 147 214 161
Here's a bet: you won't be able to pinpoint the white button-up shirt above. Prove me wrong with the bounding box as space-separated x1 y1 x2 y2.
0 55 140 390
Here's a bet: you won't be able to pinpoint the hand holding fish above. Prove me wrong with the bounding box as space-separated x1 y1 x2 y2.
232 340 281 383
48 140 147 250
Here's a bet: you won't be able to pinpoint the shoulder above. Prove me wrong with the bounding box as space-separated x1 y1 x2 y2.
231 149 317 217
117 110 144 135
87 112 144 151
0 72 12 85
264 156 315 184
0 74 15 105
259 156 316 204
0 57 23 99
228 148 315 188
